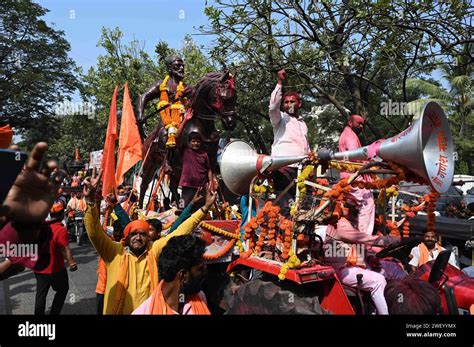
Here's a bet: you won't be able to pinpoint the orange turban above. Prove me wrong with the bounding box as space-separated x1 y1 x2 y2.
123 220 150 239
0 124 13 149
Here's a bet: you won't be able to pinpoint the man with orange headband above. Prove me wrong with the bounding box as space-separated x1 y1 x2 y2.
132 235 209 315
83 172 216 314
338 114 375 235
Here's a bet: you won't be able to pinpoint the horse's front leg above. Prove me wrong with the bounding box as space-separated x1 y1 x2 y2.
204 128 220 172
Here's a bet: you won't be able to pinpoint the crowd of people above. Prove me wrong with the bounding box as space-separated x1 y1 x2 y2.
0 66 472 316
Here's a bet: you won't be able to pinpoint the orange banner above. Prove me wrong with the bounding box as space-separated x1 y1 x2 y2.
116 83 142 186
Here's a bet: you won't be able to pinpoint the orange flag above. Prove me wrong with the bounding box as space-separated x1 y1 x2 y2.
0 124 13 149
101 85 119 197
116 83 142 186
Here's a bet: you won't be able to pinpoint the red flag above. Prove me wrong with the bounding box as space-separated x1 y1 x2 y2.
116 83 142 186
101 85 118 198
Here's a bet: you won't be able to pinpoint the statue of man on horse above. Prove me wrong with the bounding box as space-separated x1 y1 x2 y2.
136 56 237 209
136 55 193 174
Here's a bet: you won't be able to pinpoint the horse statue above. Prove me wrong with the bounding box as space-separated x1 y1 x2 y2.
139 69 237 208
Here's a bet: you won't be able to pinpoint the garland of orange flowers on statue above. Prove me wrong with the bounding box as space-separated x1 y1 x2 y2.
157 75 185 125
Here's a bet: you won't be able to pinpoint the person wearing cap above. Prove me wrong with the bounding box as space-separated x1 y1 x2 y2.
34 202 78 315
83 173 216 315
268 69 310 210
338 114 375 235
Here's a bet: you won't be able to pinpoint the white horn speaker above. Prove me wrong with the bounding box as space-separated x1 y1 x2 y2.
219 140 307 195
331 101 454 193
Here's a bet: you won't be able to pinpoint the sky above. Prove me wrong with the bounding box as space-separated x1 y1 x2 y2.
36 0 215 74
34 0 449 101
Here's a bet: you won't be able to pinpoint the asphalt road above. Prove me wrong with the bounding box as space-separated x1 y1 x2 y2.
0 241 99 315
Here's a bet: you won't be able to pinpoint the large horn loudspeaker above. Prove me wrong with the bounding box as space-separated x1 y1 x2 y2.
219 140 306 195
330 101 454 193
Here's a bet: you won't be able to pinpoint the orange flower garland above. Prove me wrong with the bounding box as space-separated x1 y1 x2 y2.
385 219 400 237
402 219 410 238
102 206 111 231
426 189 440 234
203 239 236 261
199 223 240 261
241 202 293 260
199 222 240 239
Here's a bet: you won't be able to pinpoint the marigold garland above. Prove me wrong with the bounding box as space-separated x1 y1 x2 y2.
385 185 398 197
278 251 301 281
157 75 186 148
199 222 240 260
328 161 363 173
102 206 111 231
241 202 293 260
203 239 236 260
426 189 440 234
296 165 314 195
199 222 240 239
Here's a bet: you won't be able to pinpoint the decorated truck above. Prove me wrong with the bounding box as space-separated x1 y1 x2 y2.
196 101 474 315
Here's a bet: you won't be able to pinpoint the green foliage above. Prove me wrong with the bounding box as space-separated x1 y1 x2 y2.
47 113 101 166
406 44 473 174
0 0 79 148
200 0 471 150
80 29 215 141
81 27 159 135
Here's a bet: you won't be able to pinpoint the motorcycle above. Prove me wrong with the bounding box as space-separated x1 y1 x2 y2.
67 209 86 246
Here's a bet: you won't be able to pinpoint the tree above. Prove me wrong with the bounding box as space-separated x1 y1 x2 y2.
47 111 102 167
200 0 472 150
0 0 79 148
81 29 215 141
80 27 160 138
406 44 473 174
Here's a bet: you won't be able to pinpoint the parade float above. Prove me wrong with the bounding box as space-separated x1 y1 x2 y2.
195 101 474 315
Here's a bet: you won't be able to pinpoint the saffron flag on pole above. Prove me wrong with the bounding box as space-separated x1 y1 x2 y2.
101 85 119 198
116 83 143 186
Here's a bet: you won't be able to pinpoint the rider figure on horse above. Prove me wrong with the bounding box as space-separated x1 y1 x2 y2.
137 55 194 172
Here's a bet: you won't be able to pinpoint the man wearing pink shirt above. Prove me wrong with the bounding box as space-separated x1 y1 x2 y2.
323 204 403 315
338 115 375 235
268 70 309 209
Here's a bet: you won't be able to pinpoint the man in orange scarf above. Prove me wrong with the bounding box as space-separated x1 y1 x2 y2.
132 235 210 315
83 172 216 314
409 229 458 272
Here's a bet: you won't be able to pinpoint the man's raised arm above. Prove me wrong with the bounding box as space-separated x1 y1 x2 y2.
268 69 286 127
